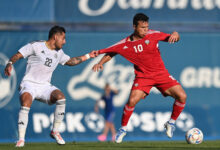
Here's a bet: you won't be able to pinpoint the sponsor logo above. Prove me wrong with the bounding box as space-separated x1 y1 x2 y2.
78 0 220 16
32 111 194 133
58 112 65 116
180 67 220 88
123 46 128 49
18 121 24 125
0 53 17 108
33 112 104 133
84 112 104 132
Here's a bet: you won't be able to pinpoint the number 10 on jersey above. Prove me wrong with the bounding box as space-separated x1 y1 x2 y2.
134 44 143 53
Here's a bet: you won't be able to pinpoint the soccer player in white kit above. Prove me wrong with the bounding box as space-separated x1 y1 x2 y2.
4 26 99 147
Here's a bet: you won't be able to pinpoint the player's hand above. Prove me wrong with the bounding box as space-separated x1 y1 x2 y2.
4 63 12 76
92 63 103 72
89 50 99 58
94 105 99 113
168 31 180 43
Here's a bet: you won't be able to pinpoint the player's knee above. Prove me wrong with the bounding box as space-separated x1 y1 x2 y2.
56 94 65 101
20 96 32 107
178 92 187 103
127 98 138 107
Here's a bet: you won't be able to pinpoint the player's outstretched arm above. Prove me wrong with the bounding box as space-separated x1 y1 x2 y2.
112 88 119 95
4 52 23 76
93 43 122 72
65 50 99 66
94 100 100 113
168 31 180 43
92 53 116 72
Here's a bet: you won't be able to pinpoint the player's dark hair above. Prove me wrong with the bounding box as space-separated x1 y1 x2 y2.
133 13 149 26
48 26 66 39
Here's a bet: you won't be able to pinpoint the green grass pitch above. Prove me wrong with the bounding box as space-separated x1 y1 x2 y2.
0 141 220 150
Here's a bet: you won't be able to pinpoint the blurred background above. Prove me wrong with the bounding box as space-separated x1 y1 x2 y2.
0 0 220 143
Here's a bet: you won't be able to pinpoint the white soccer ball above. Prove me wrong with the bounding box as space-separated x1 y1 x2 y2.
185 128 203 144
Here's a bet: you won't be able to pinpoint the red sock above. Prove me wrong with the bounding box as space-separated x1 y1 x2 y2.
121 104 135 126
171 100 186 120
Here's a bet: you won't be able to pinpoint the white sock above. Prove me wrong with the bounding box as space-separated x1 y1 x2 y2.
18 106 30 141
121 126 127 131
168 119 176 124
52 99 66 132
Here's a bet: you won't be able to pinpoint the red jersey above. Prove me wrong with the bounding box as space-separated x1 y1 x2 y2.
98 30 171 77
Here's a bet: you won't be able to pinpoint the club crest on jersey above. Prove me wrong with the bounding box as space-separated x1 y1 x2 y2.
134 83 139 87
145 40 150 45
54 54 58 58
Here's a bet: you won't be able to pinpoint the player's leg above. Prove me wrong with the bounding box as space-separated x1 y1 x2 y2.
108 112 116 141
164 85 187 138
115 89 146 143
103 122 110 136
110 122 116 141
165 85 187 122
122 89 146 129
49 89 66 145
155 72 186 138
98 121 110 141
16 92 33 147
98 111 114 141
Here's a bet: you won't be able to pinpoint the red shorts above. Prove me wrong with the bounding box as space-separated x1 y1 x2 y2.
132 71 180 97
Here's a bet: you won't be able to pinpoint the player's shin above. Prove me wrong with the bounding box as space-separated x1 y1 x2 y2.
121 104 135 129
115 104 134 143
18 106 30 141
170 100 186 123
52 99 66 132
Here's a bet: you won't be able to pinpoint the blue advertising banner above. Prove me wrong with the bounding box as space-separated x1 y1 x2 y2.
0 0 54 22
0 31 220 143
1 0 220 23
55 0 220 23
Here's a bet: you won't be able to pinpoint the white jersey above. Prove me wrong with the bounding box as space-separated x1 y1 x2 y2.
18 41 70 84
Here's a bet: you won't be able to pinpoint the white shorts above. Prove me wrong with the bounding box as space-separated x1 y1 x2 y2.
19 81 59 104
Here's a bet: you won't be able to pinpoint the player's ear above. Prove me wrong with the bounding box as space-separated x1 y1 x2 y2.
54 34 57 40
133 24 136 30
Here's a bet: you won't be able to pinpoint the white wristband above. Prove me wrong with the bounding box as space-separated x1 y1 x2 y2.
8 61 13 65
85 54 90 60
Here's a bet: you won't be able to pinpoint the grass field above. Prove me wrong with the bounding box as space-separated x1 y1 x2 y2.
0 141 220 150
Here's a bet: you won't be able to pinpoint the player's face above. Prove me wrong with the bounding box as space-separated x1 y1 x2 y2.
55 32 66 50
134 21 149 38
105 85 111 94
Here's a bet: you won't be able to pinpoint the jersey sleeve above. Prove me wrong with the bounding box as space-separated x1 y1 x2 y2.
59 51 71 65
98 43 124 54
18 43 34 58
154 32 171 41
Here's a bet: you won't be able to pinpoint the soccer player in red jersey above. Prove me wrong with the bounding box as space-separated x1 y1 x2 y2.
92 13 186 143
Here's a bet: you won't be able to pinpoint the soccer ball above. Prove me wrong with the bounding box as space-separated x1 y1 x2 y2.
185 128 203 144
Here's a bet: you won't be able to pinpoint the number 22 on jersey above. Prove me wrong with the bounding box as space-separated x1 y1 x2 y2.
44 57 53 67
